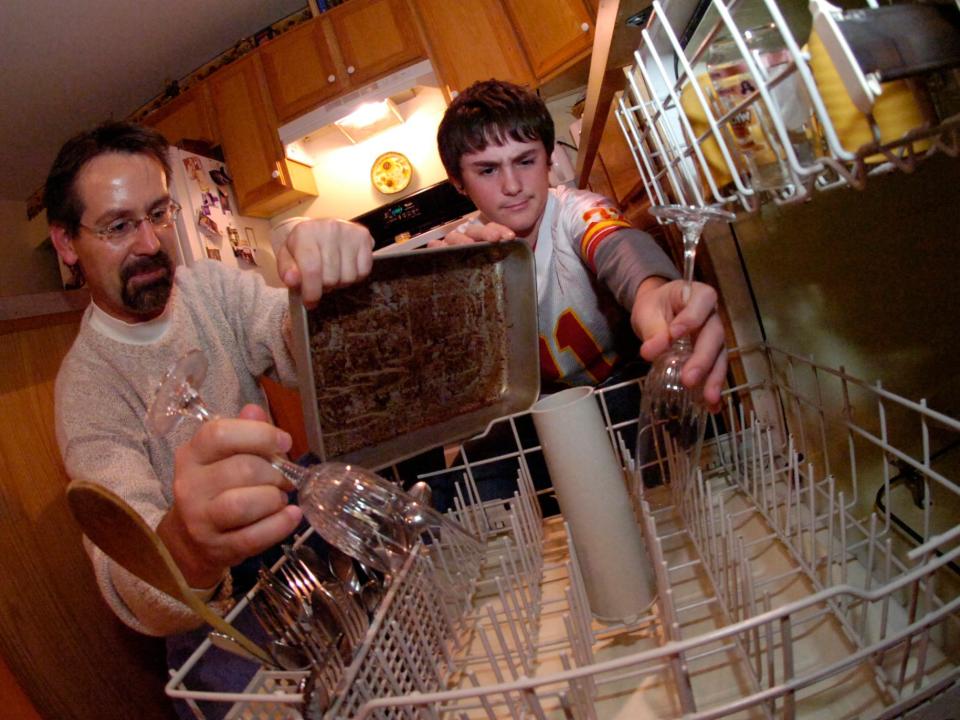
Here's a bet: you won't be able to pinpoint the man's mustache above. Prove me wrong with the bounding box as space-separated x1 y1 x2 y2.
121 251 173 284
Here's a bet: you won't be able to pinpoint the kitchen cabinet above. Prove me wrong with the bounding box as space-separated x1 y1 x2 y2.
327 0 424 88
207 53 317 218
500 0 595 82
262 0 423 125
260 18 345 124
142 83 218 147
0 303 175 720
574 0 647 187
409 0 535 94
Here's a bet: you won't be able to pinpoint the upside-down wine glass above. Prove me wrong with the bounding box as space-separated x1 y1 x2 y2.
147 349 480 577
639 169 734 449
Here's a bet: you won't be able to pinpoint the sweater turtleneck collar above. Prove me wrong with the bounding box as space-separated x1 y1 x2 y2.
88 298 172 346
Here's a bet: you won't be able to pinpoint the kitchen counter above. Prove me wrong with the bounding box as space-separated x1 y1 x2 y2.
0 288 88 334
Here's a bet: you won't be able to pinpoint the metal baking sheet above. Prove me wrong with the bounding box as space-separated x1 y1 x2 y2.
288 241 539 470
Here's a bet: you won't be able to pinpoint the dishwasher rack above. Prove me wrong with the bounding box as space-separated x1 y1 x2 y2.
167 343 960 719
616 0 960 213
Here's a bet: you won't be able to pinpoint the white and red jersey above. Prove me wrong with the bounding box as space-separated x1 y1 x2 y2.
533 186 635 387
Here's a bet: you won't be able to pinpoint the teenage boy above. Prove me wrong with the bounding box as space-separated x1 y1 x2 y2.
429 79 726 407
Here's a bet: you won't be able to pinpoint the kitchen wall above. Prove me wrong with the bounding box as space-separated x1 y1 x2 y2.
0 200 61 297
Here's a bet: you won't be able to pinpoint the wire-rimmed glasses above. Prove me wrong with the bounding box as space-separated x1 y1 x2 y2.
80 200 181 242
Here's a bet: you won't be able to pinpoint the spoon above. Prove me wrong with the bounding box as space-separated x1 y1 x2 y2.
292 542 382 618
65 480 274 666
269 638 312 671
408 481 433 506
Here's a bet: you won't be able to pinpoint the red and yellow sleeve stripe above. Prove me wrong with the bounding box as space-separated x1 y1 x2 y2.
580 206 631 271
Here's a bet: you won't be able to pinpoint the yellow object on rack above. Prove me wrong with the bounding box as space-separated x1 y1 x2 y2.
679 73 737 191
807 30 931 162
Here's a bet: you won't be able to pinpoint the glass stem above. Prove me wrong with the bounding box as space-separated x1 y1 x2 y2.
185 393 216 423
271 458 306 490
180 392 307 490
680 222 702 306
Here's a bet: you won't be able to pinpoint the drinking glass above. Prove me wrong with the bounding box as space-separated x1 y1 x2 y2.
640 200 733 447
147 349 480 576
706 24 820 192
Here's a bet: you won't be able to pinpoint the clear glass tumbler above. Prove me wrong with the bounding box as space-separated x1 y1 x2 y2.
707 24 819 191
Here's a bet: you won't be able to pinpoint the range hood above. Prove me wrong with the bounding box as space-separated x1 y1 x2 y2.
278 59 439 155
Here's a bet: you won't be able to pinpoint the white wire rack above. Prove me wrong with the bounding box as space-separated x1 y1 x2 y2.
615 0 960 214
167 343 960 719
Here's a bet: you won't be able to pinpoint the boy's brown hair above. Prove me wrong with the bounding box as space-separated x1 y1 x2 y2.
437 79 554 184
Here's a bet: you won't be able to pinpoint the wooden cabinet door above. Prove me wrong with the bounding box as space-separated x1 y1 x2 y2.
208 53 316 217
260 17 346 124
410 0 535 94
501 0 594 81
143 84 218 147
0 317 175 720
328 0 425 88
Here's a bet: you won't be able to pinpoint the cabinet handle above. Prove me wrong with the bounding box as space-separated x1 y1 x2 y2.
347 65 356 75
271 170 280 179
327 74 336 83
580 22 590 32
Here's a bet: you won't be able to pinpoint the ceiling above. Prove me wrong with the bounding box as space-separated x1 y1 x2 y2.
0 0 307 203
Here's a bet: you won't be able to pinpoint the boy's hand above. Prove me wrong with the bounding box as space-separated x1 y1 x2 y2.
426 221 516 247
631 277 727 412
273 218 374 308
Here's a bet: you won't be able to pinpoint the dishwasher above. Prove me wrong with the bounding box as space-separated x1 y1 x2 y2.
165 0 960 716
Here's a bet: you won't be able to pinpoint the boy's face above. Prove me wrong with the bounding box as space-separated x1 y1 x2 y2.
455 137 551 242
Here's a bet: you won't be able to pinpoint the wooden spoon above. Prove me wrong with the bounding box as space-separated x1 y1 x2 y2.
65 479 274 666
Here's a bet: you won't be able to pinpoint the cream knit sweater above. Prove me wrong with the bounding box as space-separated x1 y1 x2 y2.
55 260 298 636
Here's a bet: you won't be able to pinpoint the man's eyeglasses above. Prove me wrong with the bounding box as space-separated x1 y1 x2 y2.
79 201 181 242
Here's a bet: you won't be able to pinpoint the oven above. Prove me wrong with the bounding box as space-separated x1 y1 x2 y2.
351 179 479 254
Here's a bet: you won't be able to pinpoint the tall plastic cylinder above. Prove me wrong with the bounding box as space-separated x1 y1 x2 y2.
532 387 655 622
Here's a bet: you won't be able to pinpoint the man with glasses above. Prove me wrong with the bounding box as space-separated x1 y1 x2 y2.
46 122 374 653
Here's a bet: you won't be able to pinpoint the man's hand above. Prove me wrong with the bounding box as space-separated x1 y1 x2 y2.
156 404 303 589
631 277 727 412
426 221 516 247
274 218 374 308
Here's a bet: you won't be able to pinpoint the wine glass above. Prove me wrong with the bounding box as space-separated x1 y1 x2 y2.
639 198 733 448
147 349 480 576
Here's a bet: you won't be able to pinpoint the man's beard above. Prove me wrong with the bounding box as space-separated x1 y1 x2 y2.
120 251 175 316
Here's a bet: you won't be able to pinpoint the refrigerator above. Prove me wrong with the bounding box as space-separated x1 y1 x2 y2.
167 146 281 287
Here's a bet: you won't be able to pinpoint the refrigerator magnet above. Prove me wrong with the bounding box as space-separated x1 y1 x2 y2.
209 165 232 187
198 212 222 241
